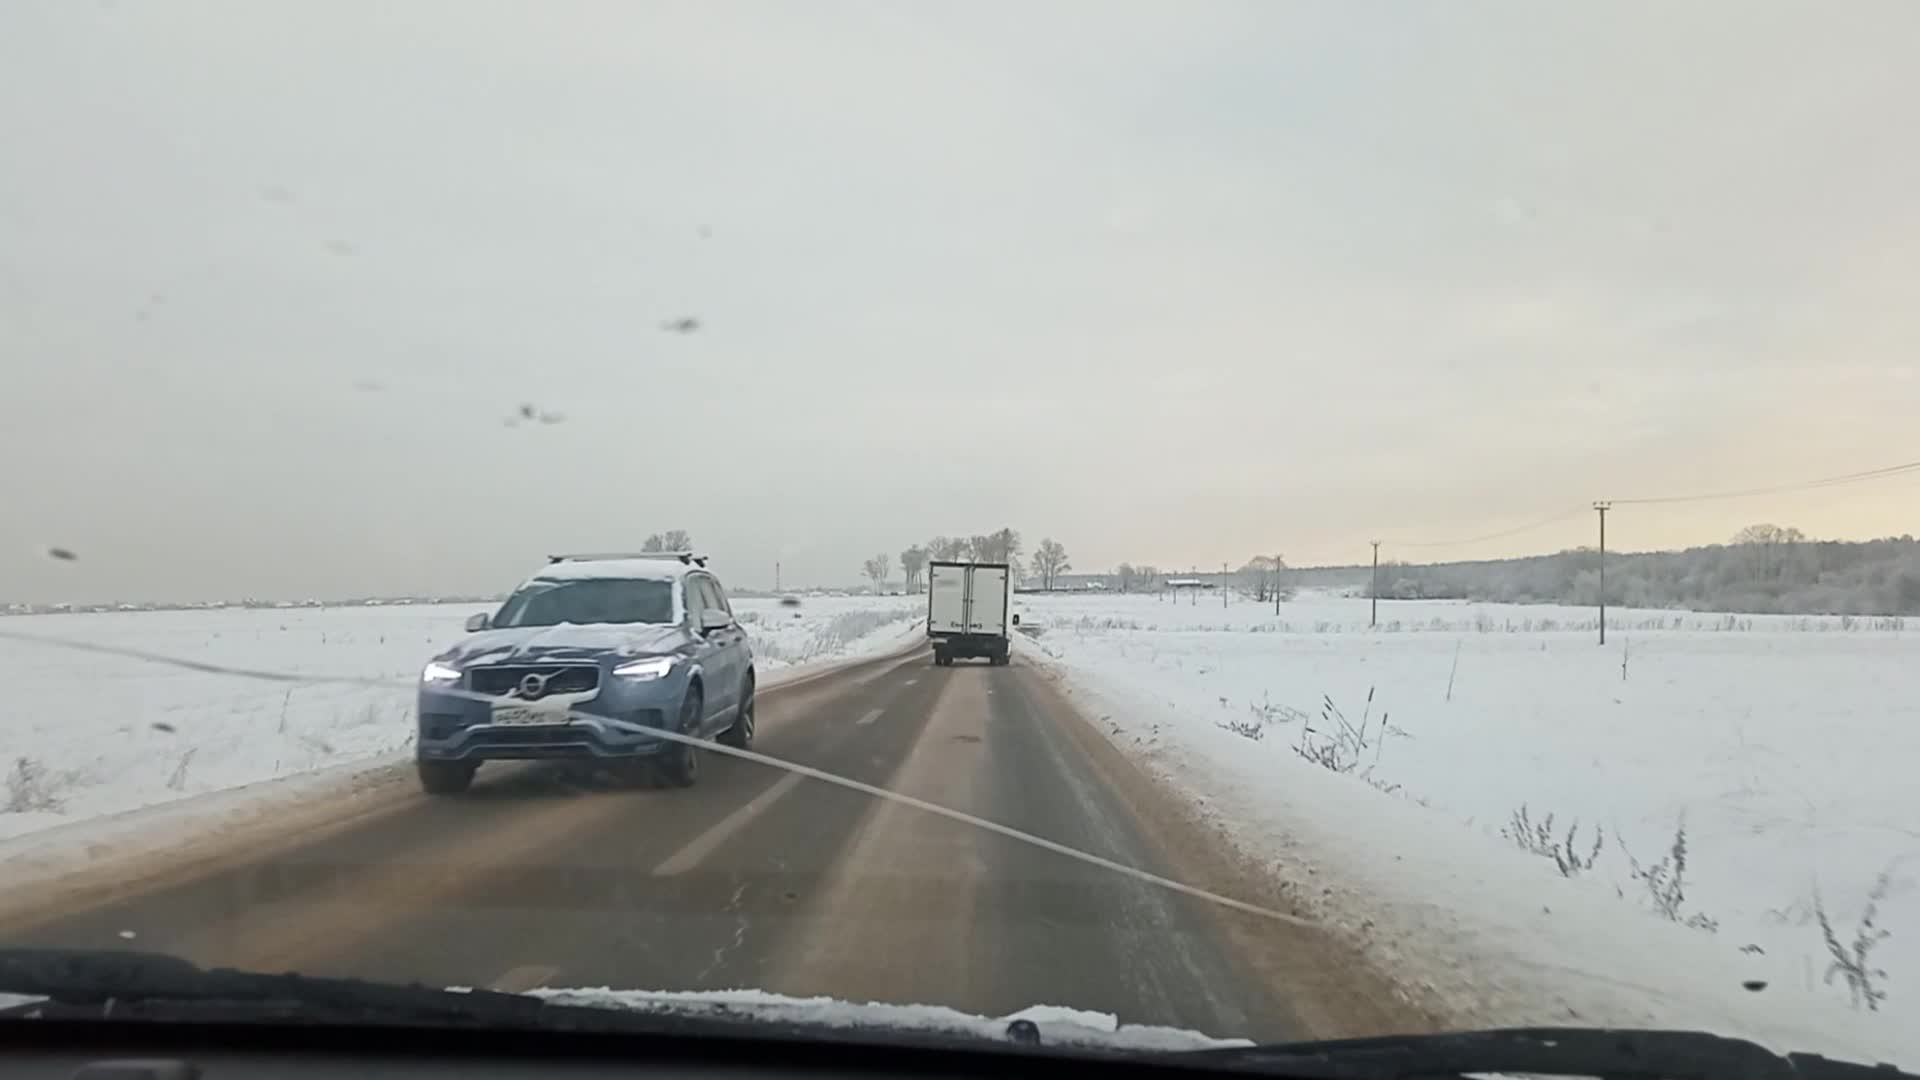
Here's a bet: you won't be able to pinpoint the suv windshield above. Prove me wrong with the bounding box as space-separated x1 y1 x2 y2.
492 579 674 628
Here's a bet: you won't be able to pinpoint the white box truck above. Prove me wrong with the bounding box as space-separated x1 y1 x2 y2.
926 561 1011 666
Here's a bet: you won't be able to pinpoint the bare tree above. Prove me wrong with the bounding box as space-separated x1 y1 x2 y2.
1236 554 1293 602
1731 523 1805 580
899 545 928 592
1237 556 1276 601
1117 563 1137 593
1031 538 1071 591
988 527 1022 567
862 553 891 592
1732 523 1807 546
642 530 693 553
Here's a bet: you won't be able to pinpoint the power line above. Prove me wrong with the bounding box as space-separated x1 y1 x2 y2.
1612 459 1920 506
1376 455 1920 552
1389 507 1590 550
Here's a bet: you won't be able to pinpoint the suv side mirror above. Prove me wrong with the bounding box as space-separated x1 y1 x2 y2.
1011 614 1021 626
699 609 732 633
465 612 491 632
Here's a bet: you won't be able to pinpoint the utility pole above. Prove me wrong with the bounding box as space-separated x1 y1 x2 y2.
1370 541 1380 628
774 561 782 594
1593 502 1611 645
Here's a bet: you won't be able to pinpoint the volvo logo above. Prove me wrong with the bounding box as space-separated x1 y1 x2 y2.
517 672 550 700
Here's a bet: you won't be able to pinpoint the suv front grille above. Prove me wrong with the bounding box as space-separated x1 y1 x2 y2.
469 664 601 697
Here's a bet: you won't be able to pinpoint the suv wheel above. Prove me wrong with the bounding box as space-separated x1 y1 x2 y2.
417 761 475 795
720 677 755 749
654 690 702 788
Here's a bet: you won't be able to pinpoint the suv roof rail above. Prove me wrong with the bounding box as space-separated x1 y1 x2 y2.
547 551 709 567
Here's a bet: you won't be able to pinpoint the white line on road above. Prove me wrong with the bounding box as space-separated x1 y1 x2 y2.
904 678 918 686
652 772 806 876
856 708 884 726
489 965 561 993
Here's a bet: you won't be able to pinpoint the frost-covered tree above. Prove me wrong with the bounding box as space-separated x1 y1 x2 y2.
899 546 927 591
862 553 890 592
642 530 693 553
1031 539 1071 590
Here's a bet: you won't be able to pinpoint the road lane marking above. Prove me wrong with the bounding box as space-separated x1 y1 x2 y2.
856 708 884 726
489 965 560 993
904 678 918 686
652 772 806 876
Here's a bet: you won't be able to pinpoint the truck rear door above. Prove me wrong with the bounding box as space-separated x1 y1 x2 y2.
967 565 1008 635
927 563 969 634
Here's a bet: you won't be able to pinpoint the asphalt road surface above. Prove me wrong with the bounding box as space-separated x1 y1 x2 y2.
6 645 1326 1041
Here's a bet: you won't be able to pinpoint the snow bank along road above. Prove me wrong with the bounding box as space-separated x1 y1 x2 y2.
0 641 1417 1043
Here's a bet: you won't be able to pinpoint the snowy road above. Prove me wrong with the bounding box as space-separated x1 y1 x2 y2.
0 643 1393 1043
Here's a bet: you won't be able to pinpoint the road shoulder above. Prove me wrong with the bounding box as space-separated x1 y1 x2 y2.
1010 645 1446 1040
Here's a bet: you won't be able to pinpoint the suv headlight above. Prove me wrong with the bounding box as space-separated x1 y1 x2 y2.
613 656 677 681
421 660 462 684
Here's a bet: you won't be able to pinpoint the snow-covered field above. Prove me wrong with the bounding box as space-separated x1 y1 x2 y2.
0 595 922 842
1017 589 1919 1065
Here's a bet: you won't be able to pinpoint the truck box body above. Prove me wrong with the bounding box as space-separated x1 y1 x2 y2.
926 561 1011 665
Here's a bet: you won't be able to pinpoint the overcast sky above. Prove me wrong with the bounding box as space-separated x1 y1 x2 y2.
4 1 1919 603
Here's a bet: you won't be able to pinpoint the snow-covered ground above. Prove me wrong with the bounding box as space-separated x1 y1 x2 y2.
0 595 922 842
1016 588 1918 1066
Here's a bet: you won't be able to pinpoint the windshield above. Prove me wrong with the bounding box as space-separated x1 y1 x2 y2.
493 579 675 628
4 2 1918 1074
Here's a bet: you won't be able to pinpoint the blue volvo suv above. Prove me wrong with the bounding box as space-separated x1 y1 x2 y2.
414 554 755 794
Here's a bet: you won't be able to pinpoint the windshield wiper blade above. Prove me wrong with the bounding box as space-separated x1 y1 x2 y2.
0 947 562 1027
1185 1026 1911 1080
0 949 1070 1056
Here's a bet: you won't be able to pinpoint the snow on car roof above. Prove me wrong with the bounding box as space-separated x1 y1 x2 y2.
529 558 697 583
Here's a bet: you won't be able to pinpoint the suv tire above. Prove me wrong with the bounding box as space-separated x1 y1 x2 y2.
719 676 755 749
654 690 702 787
417 761 475 795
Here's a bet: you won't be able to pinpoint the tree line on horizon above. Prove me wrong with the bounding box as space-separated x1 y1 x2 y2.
1364 524 1920 616
869 529 1070 592
862 529 1301 599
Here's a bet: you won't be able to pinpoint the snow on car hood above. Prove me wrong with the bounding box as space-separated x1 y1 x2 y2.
524 987 1250 1052
445 623 691 665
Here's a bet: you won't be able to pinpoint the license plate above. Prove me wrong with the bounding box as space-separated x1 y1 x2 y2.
490 704 568 727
